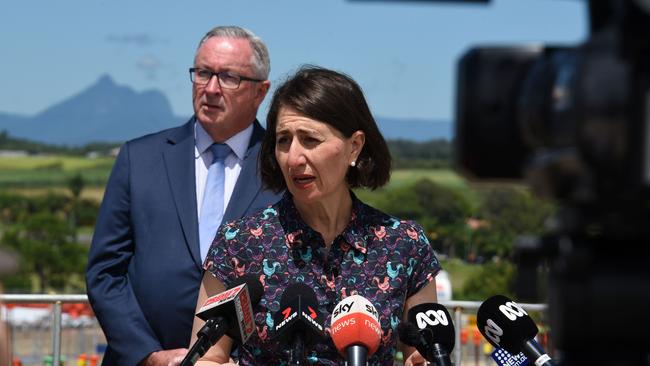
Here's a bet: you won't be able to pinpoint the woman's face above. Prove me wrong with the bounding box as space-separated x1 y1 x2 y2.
275 107 364 205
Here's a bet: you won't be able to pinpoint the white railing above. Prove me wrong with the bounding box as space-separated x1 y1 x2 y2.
1 294 548 366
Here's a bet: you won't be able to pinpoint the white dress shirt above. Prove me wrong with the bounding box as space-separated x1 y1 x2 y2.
194 120 253 218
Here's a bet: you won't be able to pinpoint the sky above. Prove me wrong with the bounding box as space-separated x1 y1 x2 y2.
0 0 586 123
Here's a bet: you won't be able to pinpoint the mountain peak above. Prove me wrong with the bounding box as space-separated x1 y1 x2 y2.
94 74 116 89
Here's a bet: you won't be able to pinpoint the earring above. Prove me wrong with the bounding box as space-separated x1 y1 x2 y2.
350 161 356 167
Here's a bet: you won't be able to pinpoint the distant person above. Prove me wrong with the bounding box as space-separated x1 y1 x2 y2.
86 26 282 366
187 66 441 365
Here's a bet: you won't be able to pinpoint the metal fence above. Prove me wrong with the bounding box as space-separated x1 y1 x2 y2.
1 294 548 366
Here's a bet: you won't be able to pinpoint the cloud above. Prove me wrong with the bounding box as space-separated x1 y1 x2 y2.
136 54 163 80
106 33 167 47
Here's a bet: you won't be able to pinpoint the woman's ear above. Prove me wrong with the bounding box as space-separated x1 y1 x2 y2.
350 130 366 163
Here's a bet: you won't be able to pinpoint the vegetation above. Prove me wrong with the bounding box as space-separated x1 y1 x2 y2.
0 136 555 301
0 130 120 156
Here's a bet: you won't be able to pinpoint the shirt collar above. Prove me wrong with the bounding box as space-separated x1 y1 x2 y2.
194 118 253 160
279 192 369 254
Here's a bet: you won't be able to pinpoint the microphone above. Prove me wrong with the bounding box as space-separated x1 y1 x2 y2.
330 295 382 366
398 303 455 366
476 294 555 366
180 274 264 366
272 283 325 365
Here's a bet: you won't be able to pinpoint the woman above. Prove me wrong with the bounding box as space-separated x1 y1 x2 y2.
190 66 441 366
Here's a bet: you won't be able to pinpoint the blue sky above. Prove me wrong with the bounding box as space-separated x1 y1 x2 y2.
0 0 586 122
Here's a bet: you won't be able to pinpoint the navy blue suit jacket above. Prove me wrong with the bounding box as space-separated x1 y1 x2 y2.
86 118 282 365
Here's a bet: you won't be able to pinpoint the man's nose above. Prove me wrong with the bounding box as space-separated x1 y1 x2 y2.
204 75 222 94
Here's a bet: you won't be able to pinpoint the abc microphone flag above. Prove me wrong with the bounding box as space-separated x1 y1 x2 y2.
399 303 455 366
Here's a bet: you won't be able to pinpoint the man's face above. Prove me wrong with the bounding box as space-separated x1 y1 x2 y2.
192 36 270 142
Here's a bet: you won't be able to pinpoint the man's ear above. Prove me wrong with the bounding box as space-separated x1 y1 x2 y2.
254 80 271 108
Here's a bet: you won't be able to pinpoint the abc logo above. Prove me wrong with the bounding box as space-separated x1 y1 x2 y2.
415 309 449 329
499 301 527 321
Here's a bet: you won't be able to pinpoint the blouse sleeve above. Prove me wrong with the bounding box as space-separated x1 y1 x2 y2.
405 222 442 298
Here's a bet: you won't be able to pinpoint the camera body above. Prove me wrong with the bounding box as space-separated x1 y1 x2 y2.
455 1 650 363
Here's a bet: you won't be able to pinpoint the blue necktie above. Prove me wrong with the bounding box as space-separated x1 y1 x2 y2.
199 143 231 262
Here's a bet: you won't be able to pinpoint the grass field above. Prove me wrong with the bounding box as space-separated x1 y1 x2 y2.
0 156 114 189
1 156 472 203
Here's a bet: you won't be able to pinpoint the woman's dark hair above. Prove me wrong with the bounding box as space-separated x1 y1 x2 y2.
260 65 391 192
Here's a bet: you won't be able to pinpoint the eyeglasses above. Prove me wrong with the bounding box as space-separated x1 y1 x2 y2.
189 67 263 89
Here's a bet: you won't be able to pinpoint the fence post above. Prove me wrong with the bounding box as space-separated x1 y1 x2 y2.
454 306 462 366
52 301 62 365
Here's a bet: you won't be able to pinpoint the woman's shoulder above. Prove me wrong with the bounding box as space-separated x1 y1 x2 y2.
218 202 283 236
356 200 427 236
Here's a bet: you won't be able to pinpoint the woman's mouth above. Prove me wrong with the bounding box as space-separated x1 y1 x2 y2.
293 175 316 187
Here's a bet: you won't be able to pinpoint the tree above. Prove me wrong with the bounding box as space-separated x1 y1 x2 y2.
67 173 85 200
66 173 86 241
459 259 516 301
376 179 472 257
472 186 554 258
1 211 87 292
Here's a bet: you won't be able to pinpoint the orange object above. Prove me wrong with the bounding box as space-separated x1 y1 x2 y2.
460 328 469 345
472 328 482 346
89 355 99 366
12 357 21 366
76 353 88 366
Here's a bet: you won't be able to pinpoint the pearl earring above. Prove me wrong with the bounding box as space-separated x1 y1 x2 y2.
350 161 356 167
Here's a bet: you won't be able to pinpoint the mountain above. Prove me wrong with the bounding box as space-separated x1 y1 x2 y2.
0 75 185 146
0 75 452 145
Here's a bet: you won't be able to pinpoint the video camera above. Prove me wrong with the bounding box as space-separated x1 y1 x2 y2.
455 1 650 364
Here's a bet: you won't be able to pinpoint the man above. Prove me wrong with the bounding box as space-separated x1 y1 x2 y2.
86 26 282 366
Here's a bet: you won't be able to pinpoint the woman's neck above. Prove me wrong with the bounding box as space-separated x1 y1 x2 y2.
294 190 353 247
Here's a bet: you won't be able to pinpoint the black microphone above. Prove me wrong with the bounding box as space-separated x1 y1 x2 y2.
272 283 325 365
477 294 554 366
398 303 455 366
180 274 264 366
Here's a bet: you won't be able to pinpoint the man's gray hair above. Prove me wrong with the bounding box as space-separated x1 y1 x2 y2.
197 26 270 80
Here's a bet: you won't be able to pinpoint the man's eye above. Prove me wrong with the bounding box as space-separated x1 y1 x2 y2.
198 70 212 78
221 73 239 82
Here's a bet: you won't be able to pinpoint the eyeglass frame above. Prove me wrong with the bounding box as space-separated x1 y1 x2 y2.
189 67 264 89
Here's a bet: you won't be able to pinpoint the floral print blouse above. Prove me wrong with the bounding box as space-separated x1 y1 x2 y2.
204 192 441 365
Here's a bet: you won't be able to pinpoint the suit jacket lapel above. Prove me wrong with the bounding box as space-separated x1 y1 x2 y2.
163 119 202 268
224 120 266 222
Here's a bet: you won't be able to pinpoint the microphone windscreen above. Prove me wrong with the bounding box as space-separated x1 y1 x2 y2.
231 274 264 305
330 295 382 356
407 303 455 352
280 282 318 308
397 322 421 347
476 295 538 353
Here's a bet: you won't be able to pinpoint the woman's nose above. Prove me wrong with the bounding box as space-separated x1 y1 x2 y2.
287 142 306 167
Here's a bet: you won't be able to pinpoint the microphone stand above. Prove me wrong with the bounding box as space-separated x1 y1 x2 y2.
180 318 226 366
428 343 452 366
346 344 368 366
289 331 306 366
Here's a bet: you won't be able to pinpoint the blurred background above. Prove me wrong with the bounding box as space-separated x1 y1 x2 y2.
0 0 586 364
